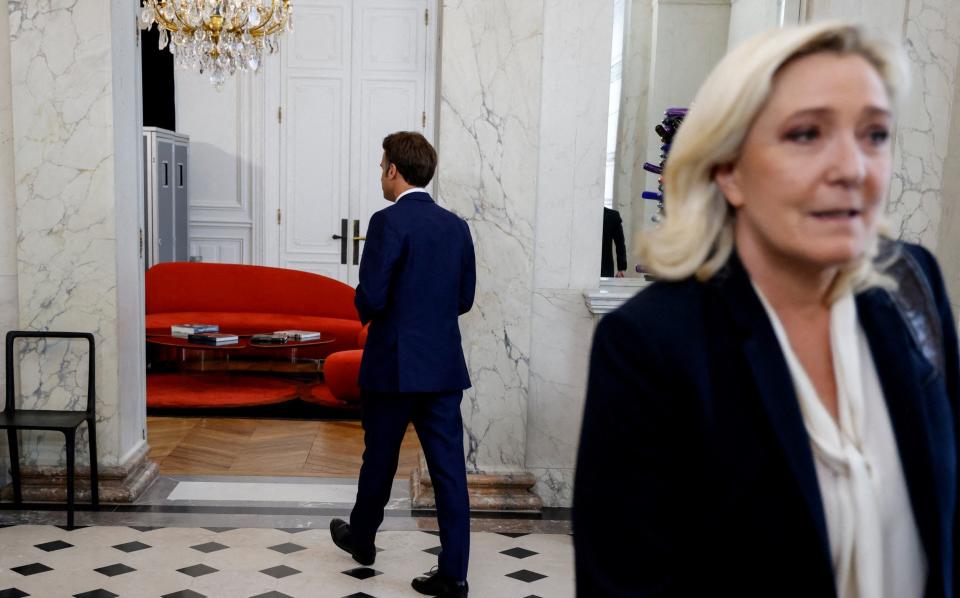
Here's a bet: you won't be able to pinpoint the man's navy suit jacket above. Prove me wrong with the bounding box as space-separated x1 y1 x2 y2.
355 191 475 393
574 242 958 597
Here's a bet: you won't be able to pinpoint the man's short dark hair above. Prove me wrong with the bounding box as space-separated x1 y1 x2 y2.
382 132 437 187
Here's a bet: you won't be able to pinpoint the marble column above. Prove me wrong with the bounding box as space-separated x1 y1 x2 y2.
5 0 155 501
526 0 614 506
410 0 547 509
0 0 18 485
435 0 543 478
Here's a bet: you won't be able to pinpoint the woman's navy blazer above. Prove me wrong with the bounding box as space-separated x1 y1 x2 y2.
574 241 958 597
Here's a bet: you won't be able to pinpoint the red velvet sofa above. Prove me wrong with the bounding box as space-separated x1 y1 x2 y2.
146 262 362 359
313 325 366 403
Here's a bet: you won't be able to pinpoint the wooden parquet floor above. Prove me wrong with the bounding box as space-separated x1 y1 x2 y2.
147 416 422 477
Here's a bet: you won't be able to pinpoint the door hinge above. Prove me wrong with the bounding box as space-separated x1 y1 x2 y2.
277 208 282 225
422 111 427 128
139 228 144 259
425 8 429 26
278 106 283 124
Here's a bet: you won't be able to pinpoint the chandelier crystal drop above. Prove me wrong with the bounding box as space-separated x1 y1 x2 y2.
139 0 292 89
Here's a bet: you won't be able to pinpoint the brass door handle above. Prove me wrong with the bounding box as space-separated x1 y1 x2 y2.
352 220 362 265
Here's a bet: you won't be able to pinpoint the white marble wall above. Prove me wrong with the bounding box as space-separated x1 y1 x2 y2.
614 0 653 275
0 0 17 483
525 0 614 506
437 0 544 473
6 0 143 468
887 0 960 248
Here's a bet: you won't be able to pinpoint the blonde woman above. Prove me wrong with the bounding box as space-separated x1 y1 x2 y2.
574 21 958 598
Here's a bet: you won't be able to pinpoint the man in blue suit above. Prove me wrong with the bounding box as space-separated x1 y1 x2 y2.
330 131 475 598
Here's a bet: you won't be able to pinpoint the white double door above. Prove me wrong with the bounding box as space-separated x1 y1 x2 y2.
264 0 436 285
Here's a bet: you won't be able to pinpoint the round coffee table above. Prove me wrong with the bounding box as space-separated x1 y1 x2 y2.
147 335 247 371
247 335 336 366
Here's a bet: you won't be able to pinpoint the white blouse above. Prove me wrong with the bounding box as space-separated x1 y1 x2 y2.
754 288 926 598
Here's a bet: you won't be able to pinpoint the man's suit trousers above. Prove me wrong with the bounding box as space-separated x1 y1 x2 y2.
350 390 470 581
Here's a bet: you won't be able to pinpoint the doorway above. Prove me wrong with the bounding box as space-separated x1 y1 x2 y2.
143 0 439 479
263 0 438 283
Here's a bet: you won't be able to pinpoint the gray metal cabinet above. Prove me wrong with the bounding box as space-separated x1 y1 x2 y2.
143 127 190 267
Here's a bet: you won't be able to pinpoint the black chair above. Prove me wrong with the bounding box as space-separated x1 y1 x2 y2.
1 331 99 527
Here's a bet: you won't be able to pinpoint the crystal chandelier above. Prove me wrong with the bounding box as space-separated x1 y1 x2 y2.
139 0 292 89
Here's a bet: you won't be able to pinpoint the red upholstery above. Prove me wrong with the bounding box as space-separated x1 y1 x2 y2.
323 350 363 403
357 324 369 348
322 324 369 402
146 263 362 358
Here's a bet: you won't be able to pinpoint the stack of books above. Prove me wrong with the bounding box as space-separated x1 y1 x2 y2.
187 332 239 346
171 323 219 338
274 330 321 341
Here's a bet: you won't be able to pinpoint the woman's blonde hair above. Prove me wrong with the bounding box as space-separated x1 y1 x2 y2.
638 21 908 299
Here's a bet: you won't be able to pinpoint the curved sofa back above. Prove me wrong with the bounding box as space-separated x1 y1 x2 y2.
146 262 359 321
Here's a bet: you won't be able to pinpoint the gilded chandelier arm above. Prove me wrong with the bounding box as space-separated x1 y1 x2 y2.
248 0 280 36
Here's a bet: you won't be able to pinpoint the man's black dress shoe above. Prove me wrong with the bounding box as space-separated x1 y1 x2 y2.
329 518 376 566
411 567 469 597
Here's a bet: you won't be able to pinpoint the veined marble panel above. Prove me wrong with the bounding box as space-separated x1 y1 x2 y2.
8 0 123 467
534 0 612 290
530 466 575 508
887 0 960 248
935 29 960 307
1 0 15 275
437 0 544 473
526 290 594 475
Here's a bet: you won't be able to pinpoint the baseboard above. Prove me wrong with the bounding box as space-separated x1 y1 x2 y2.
0 443 159 503
409 452 542 512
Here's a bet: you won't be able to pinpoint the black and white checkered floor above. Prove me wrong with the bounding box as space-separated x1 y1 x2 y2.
0 524 573 597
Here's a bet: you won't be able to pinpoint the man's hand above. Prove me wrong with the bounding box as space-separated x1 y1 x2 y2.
615 271 625 278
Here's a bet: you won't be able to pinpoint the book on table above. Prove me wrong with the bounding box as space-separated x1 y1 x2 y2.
251 333 289 344
171 323 219 337
187 332 239 345
273 330 321 341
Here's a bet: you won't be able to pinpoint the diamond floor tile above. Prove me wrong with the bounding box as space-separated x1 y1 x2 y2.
94 563 136 577
267 542 306 554
190 541 229 553
11 563 52 576
176 564 219 577
259 565 300 579
112 541 151 553
35 540 73 552
506 569 548 583
500 547 538 559
341 567 382 580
